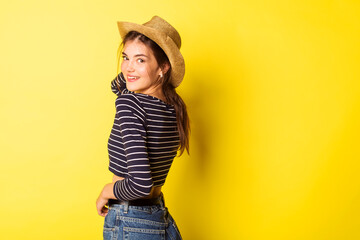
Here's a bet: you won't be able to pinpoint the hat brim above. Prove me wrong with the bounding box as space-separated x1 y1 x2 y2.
117 21 185 88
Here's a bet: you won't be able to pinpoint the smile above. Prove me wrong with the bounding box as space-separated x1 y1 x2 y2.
127 76 140 82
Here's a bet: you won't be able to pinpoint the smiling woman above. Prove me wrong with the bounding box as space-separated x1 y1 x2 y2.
120 39 169 100
95 16 190 240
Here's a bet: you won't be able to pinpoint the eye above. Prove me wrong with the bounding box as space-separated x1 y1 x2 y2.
137 58 145 63
122 56 128 60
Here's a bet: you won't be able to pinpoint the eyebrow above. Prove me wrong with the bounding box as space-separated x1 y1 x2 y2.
122 52 149 58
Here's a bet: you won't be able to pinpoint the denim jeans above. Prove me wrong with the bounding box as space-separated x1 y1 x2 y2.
103 193 182 240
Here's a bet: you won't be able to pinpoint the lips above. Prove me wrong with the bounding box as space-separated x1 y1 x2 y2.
127 75 140 82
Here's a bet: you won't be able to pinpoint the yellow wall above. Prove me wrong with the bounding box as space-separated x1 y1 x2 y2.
1 0 359 239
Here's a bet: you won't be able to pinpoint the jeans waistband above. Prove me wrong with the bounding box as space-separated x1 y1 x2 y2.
108 192 165 207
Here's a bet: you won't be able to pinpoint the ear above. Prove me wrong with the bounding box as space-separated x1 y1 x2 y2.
160 62 170 75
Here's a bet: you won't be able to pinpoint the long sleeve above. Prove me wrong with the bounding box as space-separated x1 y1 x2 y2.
112 94 153 200
110 72 134 96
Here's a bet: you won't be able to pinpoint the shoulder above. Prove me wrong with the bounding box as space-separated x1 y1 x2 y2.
115 93 143 108
115 94 146 118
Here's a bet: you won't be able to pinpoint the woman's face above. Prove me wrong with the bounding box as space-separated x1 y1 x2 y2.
121 39 163 95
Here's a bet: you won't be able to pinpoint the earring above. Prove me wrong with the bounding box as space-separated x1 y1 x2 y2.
160 73 163 78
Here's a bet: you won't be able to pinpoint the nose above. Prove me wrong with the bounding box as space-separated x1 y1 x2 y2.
126 59 135 72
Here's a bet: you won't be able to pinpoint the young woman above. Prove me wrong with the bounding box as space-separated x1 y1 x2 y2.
96 16 190 240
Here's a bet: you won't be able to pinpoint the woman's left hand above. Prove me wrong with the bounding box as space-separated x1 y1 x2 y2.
96 182 116 217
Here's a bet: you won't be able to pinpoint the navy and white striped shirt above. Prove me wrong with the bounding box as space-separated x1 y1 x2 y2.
108 72 180 201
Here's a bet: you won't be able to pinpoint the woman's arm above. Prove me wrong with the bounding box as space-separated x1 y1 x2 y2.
111 95 153 200
96 181 116 217
97 95 152 215
96 175 124 217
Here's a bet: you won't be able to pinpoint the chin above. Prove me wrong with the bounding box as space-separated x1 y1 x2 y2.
126 83 136 92
127 86 137 92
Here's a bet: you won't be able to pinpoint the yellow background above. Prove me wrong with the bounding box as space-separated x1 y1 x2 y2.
1 0 360 239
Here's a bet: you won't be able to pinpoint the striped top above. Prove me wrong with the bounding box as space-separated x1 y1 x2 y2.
108 72 180 201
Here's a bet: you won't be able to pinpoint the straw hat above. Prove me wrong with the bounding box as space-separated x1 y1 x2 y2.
117 16 185 88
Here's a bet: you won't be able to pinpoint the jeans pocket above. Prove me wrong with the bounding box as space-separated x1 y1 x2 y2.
123 227 165 240
166 215 182 240
104 208 117 228
103 227 115 240
103 208 118 239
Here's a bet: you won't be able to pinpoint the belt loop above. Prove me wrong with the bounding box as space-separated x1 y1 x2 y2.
160 192 169 223
123 200 129 214
160 192 166 208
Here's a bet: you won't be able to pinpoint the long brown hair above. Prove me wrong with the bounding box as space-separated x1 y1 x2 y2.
116 31 190 157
